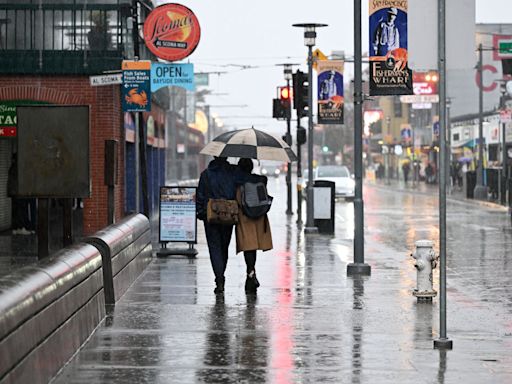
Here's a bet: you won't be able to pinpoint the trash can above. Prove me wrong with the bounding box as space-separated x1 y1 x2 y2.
313 180 335 234
466 171 476 199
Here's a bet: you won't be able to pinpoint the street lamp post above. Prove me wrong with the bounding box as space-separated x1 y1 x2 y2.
474 43 489 200
434 0 452 350
292 23 327 234
347 0 370 276
385 116 391 185
277 63 298 216
446 98 452 194
499 81 508 205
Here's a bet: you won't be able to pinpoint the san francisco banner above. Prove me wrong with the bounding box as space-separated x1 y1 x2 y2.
369 1 413 96
317 60 344 125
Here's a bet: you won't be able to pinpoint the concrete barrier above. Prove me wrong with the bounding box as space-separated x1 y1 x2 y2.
85 213 152 305
0 213 152 384
0 243 104 384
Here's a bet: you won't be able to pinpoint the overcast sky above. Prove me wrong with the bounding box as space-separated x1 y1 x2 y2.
153 0 512 135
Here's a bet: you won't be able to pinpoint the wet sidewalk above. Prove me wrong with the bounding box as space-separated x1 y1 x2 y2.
51 182 512 384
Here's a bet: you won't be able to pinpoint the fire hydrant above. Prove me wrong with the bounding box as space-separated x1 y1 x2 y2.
410 240 438 301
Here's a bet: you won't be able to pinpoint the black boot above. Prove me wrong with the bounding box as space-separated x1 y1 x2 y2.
214 277 225 294
245 271 260 294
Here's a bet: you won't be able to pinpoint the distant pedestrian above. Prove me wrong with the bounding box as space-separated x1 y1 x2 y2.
235 158 273 294
402 161 410 183
197 157 237 294
425 162 434 184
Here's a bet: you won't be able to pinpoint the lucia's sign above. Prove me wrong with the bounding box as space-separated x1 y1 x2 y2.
143 3 201 62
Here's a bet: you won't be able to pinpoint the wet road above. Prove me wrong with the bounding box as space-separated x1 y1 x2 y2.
53 178 512 383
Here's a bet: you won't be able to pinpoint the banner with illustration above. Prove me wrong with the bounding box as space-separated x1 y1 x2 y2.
317 60 344 125
369 1 413 96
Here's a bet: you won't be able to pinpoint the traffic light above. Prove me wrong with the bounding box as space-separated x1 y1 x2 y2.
293 70 309 118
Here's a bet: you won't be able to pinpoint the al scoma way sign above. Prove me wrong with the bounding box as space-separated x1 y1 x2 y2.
143 3 201 62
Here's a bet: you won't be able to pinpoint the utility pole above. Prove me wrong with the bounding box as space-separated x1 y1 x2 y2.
500 82 510 205
276 63 298 216
132 0 149 218
474 43 489 200
446 98 452 194
347 0 370 276
434 0 452 350
296 115 303 226
285 77 293 215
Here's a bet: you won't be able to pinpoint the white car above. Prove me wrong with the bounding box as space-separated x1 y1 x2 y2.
314 165 355 200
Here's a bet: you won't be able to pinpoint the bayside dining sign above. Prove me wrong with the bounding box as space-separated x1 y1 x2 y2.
143 3 201 62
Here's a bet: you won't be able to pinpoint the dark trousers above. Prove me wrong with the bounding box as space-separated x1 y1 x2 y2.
244 250 256 274
204 223 233 280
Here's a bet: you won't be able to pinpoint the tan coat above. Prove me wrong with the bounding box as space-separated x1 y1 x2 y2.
235 187 273 254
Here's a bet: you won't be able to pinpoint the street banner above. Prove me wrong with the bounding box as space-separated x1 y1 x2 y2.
159 186 197 243
143 3 201 62
151 63 195 92
400 124 412 144
369 1 413 96
122 60 151 112
317 60 344 125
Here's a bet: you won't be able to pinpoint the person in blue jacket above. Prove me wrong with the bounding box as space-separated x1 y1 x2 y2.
197 157 237 294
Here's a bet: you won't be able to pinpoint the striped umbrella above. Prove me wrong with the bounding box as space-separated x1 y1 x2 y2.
200 128 298 162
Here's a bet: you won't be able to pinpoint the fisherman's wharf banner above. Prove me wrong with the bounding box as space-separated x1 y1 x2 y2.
317 60 344 125
369 0 413 96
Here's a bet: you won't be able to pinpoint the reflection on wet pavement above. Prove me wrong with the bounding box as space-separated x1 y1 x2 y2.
53 180 512 383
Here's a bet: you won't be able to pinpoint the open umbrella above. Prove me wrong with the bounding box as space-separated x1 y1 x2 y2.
200 127 297 162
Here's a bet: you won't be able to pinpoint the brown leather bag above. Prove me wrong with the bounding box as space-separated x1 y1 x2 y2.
207 199 239 225
204 172 238 225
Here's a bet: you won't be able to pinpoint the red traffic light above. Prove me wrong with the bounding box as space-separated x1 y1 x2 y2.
278 86 292 100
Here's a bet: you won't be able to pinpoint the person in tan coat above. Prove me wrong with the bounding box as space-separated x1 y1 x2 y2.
235 158 273 293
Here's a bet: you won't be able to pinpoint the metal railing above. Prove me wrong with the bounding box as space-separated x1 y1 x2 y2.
0 1 133 74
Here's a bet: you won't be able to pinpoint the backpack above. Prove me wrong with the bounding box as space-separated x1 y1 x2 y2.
240 181 273 218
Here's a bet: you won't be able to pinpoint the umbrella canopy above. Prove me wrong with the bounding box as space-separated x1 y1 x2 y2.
200 128 298 162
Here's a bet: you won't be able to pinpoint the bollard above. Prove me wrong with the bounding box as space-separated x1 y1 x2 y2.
410 240 438 302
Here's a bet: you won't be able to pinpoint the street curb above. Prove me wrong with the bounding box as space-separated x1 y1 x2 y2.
367 181 509 212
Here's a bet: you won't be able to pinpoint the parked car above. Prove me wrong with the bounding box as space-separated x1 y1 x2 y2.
314 165 355 200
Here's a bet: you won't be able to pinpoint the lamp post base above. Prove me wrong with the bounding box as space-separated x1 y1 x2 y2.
347 262 371 276
304 226 318 234
473 185 488 200
434 337 453 350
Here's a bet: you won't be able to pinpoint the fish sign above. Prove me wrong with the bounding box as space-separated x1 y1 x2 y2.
122 60 151 112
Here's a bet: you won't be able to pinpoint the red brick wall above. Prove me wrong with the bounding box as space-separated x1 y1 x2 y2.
0 75 125 236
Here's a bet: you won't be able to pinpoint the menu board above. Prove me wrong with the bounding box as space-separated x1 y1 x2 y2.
159 186 197 243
